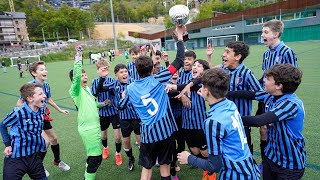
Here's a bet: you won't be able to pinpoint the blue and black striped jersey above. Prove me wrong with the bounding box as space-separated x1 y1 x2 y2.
127 61 140 80
113 78 139 120
178 69 192 85
0 102 46 158
91 76 118 117
262 93 306 170
261 41 298 86
123 69 178 143
182 84 207 130
225 64 263 116
205 98 260 180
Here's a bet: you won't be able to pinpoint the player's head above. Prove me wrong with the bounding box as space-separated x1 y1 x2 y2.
20 83 46 108
135 55 154 78
184 51 196 71
129 46 140 61
170 72 179 85
192 59 210 78
96 59 110 78
200 68 230 101
114 64 129 83
265 64 302 95
152 50 162 69
29 61 47 81
262 19 284 47
222 41 249 69
69 69 88 88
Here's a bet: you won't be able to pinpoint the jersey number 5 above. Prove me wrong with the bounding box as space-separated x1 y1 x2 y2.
141 93 159 116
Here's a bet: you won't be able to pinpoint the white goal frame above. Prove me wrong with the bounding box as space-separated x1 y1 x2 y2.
10 55 41 67
207 35 239 47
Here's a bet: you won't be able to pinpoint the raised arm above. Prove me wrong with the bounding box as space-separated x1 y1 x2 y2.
69 45 83 98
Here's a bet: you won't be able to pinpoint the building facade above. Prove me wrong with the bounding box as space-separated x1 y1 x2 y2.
0 12 29 47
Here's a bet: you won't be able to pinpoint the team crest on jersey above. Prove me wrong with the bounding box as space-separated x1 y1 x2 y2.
235 76 243 86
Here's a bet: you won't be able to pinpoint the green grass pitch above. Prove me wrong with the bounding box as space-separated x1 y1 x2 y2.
0 41 319 179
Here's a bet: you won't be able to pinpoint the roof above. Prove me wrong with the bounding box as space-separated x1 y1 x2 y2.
0 12 26 19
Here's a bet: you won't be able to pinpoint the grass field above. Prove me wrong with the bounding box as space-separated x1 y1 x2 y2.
0 41 319 179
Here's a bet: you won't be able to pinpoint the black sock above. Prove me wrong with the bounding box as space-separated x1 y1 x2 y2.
124 148 133 159
40 151 47 161
20 72 22 77
115 142 122 153
161 176 171 180
260 140 267 161
51 144 60 163
102 139 108 148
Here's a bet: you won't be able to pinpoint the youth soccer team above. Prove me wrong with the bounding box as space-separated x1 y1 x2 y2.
0 19 306 180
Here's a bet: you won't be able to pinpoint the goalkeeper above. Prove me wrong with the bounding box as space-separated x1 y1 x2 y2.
69 45 110 180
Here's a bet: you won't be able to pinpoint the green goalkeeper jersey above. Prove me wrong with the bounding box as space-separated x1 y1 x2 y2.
69 62 100 132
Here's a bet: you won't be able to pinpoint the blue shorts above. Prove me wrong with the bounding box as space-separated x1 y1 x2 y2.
3 152 47 180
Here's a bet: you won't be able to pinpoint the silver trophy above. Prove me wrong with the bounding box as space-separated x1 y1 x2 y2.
169 5 190 25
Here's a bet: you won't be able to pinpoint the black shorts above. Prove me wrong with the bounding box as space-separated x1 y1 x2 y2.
100 114 120 131
3 153 46 180
138 136 174 169
263 156 304 180
119 119 141 137
184 129 207 149
43 120 53 130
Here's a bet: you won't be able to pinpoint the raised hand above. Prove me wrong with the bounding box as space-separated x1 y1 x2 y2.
74 45 83 64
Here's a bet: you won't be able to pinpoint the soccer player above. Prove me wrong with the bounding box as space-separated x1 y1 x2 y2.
91 60 122 166
17 61 70 176
221 41 263 153
258 19 298 168
127 46 141 80
177 68 260 180
166 59 212 179
1 83 47 180
242 64 305 179
1 60 6 73
97 63 141 171
69 45 110 180
119 24 186 180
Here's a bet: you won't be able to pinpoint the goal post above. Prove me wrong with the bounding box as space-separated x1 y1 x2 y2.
207 35 239 48
10 55 41 67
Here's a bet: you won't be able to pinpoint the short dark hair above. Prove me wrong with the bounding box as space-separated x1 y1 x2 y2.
20 83 42 102
29 61 45 78
226 41 249 64
114 63 127 74
136 55 153 78
69 69 86 81
185 51 196 59
201 68 230 99
129 46 139 54
194 59 210 70
266 64 302 93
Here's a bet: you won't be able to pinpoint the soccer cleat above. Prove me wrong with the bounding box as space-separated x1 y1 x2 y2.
128 157 135 171
54 160 71 171
171 175 179 180
116 153 123 166
44 167 50 177
207 172 217 180
102 147 109 160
